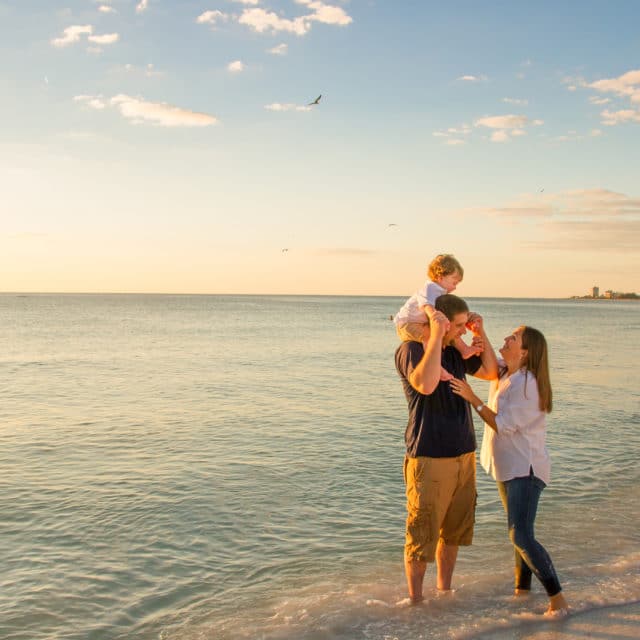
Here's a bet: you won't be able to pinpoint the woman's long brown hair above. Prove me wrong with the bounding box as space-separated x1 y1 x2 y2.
520 326 553 413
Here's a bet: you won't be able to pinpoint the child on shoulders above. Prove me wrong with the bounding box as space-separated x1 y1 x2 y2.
393 254 481 380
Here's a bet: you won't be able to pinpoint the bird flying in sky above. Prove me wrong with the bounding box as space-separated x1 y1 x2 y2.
308 95 321 106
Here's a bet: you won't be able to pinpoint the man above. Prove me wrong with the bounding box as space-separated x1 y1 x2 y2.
394 294 498 603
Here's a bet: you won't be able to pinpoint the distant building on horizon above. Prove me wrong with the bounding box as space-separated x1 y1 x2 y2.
592 286 600 298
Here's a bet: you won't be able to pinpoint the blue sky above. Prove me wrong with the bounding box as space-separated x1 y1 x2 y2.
2 1 639 296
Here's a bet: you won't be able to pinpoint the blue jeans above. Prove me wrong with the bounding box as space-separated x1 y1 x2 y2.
496 469 562 596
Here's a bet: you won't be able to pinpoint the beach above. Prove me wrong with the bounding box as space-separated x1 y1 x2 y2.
1 294 638 639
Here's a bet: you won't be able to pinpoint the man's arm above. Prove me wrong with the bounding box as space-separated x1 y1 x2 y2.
466 312 498 380
408 312 448 394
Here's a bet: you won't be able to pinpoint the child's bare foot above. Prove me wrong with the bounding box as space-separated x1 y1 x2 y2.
459 343 482 359
440 367 454 382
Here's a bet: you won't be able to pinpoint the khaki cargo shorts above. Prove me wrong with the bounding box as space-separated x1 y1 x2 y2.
403 452 477 562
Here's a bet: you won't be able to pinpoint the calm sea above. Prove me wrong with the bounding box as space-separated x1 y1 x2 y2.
1 294 639 640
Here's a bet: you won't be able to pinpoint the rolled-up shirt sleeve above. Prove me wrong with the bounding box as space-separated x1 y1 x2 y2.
494 373 540 436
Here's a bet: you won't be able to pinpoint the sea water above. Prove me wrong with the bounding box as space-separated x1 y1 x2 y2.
0 294 638 640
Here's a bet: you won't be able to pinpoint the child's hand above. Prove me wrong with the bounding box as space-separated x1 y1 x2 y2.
466 312 484 334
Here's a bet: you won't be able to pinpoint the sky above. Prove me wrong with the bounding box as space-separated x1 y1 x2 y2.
1 0 639 298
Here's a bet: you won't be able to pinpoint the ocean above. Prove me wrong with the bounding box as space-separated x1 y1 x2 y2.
1 294 639 640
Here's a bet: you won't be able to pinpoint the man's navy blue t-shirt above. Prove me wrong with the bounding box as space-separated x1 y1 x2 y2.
395 341 482 458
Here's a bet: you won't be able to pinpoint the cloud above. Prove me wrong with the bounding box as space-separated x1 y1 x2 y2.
601 109 640 125
196 10 229 26
74 94 106 110
88 33 119 45
503 97 528 106
136 0 149 14
296 0 353 26
475 114 535 142
227 60 245 73
51 25 93 47
433 123 472 145
490 130 510 143
577 69 640 126
589 96 611 105
238 1 352 35
238 8 310 34
231 0 261 3
457 74 487 82
98 5 116 13
465 188 640 251
75 93 218 127
590 129 603 137
268 43 288 55
475 114 529 129
588 69 640 101
264 103 311 112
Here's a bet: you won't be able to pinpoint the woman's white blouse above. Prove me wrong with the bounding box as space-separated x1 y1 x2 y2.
480 364 551 484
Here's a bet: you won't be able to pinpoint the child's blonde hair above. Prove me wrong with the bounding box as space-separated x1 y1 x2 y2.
428 254 464 281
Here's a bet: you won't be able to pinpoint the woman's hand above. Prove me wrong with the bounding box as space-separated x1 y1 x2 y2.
449 377 479 404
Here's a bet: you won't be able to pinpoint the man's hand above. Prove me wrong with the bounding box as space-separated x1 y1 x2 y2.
426 311 449 340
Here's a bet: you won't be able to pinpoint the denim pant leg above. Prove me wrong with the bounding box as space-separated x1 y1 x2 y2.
497 480 532 590
496 472 562 597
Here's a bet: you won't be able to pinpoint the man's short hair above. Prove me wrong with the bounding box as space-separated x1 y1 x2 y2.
435 294 469 320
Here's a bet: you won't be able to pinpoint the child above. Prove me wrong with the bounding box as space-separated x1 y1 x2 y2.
393 254 481 380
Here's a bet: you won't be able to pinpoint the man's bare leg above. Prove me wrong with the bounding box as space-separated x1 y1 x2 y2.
435 540 458 591
404 555 427 603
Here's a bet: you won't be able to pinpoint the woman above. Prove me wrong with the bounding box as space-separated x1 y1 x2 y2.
449 326 569 616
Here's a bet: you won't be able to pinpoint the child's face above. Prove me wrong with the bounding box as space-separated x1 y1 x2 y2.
437 272 462 293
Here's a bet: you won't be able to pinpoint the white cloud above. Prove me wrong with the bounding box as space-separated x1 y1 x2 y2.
532 119 544 126
578 69 640 126
238 1 352 35
445 139 465 146
490 130 510 143
296 0 353 26
231 0 261 3
98 5 116 13
74 94 106 110
457 75 487 82
589 69 640 100
227 60 245 73
239 8 309 35
74 93 218 127
477 116 530 143
503 97 528 106
264 103 311 112
268 43 288 55
475 114 529 130
51 25 93 48
88 32 119 45
590 129 603 137
196 10 229 26
461 189 640 251
136 0 149 14
601 109 640 126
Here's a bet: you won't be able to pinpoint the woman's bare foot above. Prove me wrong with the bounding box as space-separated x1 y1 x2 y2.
544 592 569 617
514 588 530 597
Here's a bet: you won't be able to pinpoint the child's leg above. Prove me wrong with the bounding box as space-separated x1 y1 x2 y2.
454 336 482 359
397 322 428 342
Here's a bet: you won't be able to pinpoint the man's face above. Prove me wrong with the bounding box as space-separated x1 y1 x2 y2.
444 311 468 344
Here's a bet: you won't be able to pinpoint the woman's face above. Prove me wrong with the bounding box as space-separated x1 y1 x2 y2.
499 327 526 364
